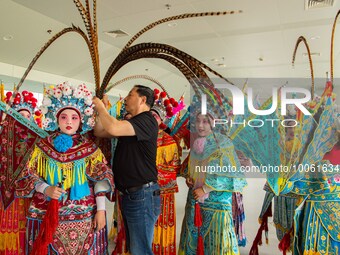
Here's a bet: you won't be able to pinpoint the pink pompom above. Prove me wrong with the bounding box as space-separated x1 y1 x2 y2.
192 137 206 154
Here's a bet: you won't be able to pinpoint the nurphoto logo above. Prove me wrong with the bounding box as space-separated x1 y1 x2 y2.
200 83 311 128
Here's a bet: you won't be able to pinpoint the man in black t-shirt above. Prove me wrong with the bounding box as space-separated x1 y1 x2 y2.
92 85 160 255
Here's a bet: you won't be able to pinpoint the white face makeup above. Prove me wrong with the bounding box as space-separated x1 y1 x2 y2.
58 108 81 135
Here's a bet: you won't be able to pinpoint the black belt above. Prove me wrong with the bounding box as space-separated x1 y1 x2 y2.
120 181 157 194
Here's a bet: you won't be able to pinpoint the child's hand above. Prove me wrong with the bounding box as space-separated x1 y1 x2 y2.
193 187 205 200
44 186 65 200
94 210 106 232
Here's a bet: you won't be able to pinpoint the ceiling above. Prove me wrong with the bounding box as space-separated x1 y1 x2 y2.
0 2 339 254
0 0 339 102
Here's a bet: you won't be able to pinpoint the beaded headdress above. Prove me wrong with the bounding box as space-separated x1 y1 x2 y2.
40 82 94 133
152 89 184 121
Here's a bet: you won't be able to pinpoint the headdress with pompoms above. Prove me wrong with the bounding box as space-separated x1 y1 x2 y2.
152 88 185 129
4 90 39 122
40 82 95 134
5 90 38 113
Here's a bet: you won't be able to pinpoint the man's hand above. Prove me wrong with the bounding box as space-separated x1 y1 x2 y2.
94 210 106 232
44 186 65 200
92 96 106 114
102 94 110 109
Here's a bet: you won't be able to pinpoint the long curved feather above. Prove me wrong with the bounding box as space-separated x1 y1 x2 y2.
292 36 314 99
122 11 242 50
106 75 170 97
14 27 91 93
102 42 234 93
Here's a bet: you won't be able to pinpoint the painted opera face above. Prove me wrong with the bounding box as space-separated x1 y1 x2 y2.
58 108 81 135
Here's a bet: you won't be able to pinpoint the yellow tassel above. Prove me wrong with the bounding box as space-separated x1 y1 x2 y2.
0 83 4 102
30 146 92 190
0 233 4 250
0 232 19 251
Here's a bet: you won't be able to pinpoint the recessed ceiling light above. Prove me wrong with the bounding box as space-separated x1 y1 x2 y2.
104 29 129 38
211 58 219 62
310 35 320 40
3 35 13 41
217 63 226 67
168 22 177 28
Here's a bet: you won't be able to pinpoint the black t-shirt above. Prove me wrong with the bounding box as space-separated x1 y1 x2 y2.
113 111 158 189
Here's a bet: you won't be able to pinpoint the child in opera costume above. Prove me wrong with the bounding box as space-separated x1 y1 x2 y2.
179 106 247 255
150 94 181 255
15 82 114 255
0 91 41 255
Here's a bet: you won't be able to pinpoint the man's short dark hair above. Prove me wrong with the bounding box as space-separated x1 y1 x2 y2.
134 85 155 108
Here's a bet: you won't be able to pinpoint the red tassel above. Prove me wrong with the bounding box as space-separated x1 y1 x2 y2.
278 229 292 255
194 202 204 255
194 202 202 227
249 202 272 255
196 235 204 255
30 199 59 255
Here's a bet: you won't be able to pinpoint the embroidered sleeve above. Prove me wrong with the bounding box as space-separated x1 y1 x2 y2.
35 182 50 194
15 146 45 197
95 196 106 211
86 148 114 194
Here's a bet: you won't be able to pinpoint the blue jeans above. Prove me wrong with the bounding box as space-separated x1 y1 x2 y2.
121 183 161 255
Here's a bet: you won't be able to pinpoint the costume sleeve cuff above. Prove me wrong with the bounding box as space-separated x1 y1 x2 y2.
202 185 213 194
96 196 106 211
94 180 111 194
35 182 50 194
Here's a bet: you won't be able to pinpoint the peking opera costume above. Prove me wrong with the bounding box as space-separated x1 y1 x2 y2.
245 80 339 255
151 89 182 255
286 87 339 255
14 83 114 255
0 90 42 255
178 96 247 255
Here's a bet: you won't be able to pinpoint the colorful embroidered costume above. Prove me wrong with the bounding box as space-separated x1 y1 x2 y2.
291 155 339 255
0 91 42 255
290 110 339 255
248 82 339 255
15 133 114 254
14 83 114 255
233 150 250 247
255 135 302 247
152 130 181 255
178 132 247 255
